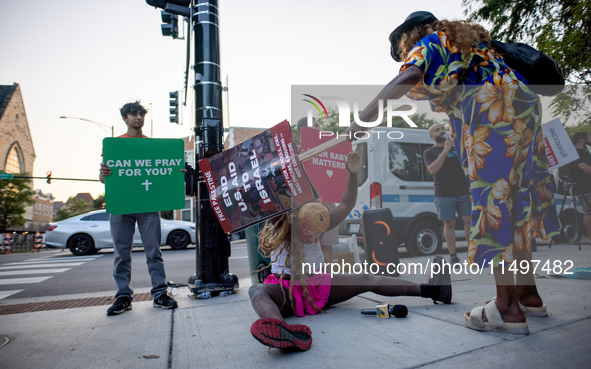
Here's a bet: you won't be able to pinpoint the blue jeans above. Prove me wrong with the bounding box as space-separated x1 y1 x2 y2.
110 212 167 300
434 194 471 221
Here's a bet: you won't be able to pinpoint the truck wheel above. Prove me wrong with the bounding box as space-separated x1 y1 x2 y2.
406 221 442 256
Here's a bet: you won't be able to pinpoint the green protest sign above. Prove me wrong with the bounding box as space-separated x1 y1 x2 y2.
103 138 185 215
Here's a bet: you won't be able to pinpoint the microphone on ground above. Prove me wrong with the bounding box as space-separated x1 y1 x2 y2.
361 304 408 318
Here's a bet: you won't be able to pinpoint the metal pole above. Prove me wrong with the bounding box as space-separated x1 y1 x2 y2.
189 0 236 294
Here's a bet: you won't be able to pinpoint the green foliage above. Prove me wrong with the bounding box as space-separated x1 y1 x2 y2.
290 123 301 143
0 171 35 232
93 193 105 209
463 0 591 84
56 197 92 221
161 210 174 220
552 85 591 136
463 0 591 133
316 107 348 134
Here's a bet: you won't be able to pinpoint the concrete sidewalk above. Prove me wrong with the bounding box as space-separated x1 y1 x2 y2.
1 242 590 368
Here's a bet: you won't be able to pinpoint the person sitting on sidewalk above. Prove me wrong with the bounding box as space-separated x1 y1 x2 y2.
248 151 451 351
423 123 471 265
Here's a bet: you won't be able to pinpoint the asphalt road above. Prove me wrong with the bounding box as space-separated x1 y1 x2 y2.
0 241 250 301
0 238 482 302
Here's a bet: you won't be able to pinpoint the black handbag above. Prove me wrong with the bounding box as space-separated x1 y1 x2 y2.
491 40 565 96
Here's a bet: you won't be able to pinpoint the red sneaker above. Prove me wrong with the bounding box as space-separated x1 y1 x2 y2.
250 318 312 351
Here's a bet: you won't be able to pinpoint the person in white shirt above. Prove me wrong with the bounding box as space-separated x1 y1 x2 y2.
249 151 451 351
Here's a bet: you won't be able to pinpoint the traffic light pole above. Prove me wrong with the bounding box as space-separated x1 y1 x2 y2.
189 0 237 295
146 0 236 296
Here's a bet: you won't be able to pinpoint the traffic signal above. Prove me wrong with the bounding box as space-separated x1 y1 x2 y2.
169 91 179 123
146 0 190 10
46 171 52 184
161 11 178 39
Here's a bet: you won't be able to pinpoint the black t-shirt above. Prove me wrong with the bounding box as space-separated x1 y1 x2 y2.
423 145 470 197
569 148 591 195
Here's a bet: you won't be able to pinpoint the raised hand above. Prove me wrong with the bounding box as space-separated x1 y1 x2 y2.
345 151 360 174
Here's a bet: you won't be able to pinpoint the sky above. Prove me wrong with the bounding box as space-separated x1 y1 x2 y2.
0 0 467 202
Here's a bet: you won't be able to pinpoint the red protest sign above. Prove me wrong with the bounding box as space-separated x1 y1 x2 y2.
300 127 352 203
199 120 317 233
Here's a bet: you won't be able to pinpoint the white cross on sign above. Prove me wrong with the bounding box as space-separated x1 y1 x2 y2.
142 180 152 191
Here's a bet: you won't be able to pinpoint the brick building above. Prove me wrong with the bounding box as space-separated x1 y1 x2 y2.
32 189 54 231
73 192 94 206
224 127 265 151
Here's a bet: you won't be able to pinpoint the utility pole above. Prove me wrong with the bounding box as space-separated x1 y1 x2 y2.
191 0 237 294
146 0 237 296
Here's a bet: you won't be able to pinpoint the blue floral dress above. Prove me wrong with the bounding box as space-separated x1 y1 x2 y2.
401 31 560 267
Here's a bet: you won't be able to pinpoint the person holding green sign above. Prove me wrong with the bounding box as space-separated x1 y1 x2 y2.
100 101 178 315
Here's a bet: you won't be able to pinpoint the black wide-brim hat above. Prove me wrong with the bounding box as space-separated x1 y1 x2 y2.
389 11 438 62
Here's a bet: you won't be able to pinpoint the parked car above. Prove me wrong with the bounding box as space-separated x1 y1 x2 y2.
45 210 196 256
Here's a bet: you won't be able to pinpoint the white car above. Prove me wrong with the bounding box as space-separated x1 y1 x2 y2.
45 210 196 256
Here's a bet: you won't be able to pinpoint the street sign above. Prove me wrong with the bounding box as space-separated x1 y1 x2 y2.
0 173 14 180
103 138 185 215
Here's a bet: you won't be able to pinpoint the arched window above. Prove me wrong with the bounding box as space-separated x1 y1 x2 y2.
5 143 24 174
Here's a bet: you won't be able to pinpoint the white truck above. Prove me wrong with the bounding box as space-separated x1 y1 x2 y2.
339 127 452 256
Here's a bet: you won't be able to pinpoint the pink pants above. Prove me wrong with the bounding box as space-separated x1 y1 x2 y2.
264 273 332 317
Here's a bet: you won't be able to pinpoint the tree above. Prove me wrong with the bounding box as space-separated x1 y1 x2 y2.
463 0 591 134
463 0 591 84
0 172 35 232
56 197 91 221
93 193 105 209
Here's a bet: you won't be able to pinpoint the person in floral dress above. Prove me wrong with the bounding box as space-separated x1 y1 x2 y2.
346 11 560 334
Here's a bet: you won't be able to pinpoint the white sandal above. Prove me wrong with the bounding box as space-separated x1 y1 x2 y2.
490 296 548 317
464 301 529 335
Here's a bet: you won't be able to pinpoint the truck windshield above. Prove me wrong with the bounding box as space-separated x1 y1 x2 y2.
356 142 368 187
388 142 422 181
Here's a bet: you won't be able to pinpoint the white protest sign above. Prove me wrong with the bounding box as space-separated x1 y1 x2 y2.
541 118 579 169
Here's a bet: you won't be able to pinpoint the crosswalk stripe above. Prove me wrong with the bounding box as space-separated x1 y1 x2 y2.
0 263 84 270
41 254 105 260
0 290 24 299
3 259 94 265
0 276 53 285
0 263 85 269
0 268 71 276
37 257 101 262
